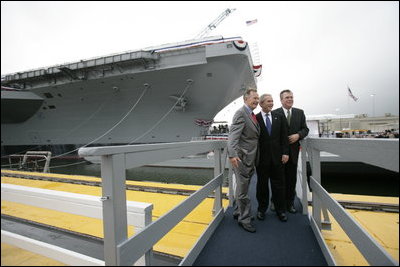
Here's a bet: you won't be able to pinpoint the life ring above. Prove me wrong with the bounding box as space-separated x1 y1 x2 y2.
233 40 247 51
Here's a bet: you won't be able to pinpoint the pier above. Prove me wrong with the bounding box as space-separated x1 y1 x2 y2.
1 138 399 265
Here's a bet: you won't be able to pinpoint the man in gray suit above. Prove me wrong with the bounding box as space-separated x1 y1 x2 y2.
228 88 260 233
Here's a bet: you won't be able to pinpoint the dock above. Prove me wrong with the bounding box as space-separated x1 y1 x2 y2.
1 138 399 265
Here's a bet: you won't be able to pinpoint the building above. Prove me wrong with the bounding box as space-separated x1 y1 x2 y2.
309 113 399 138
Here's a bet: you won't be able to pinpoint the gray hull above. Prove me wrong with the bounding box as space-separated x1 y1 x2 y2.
1 36 257 154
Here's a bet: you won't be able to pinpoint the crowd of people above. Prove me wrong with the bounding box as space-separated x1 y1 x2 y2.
227 88 309 233
209 124 229 134
333 129 399 138
374 130 399 138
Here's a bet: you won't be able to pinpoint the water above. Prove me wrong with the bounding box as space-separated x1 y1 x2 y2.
2 158 398 197
318 162 399 197
9 158 227 186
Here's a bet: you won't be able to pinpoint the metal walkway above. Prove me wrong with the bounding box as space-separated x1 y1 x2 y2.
194 173 327 266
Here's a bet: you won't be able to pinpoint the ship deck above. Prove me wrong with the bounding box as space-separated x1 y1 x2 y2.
1 170 398 266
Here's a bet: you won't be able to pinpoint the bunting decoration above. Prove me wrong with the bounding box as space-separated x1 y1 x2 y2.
253 65 262 77
195 119 213 127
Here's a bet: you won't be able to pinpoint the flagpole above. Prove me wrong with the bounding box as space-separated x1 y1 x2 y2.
346 85 350 114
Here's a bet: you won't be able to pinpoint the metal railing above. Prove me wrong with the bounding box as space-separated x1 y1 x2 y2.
6 151 52 173
1 183 153 266
78 140 227 266
300 138 399 266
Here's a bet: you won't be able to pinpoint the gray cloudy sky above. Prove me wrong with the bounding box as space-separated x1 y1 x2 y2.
1 1 399 121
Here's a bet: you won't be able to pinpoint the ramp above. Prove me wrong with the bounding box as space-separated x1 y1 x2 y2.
194 173 327 266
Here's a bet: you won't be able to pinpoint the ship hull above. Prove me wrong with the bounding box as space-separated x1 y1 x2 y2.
1 37 257 155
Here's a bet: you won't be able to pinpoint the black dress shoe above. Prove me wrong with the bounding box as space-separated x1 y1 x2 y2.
277 212 288 222
238 222 256 233
257 211 265 221
288 205 297 214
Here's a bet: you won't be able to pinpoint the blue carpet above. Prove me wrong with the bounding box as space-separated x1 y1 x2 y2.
194 173 327 266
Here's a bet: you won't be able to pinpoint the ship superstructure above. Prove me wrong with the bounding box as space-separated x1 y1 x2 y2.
1 36 258 155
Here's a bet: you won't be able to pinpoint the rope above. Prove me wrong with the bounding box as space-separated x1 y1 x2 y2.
52 80 192 168
3 80 192 170
128 79 193 144
2 84 149 169
1 89 117 158
49 160 89 169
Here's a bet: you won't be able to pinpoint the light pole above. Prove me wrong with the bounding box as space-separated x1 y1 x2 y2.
370 94 376 117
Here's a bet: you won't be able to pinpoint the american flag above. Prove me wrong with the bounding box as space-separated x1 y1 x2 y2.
347 86 358 102
246 19 258 26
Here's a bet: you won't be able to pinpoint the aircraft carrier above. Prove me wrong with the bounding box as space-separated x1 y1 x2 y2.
1 36 258 156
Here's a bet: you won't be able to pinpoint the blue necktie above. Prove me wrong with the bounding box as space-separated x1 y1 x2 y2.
265 113 272 135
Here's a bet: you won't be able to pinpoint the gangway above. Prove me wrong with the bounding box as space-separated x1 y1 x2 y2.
1 138 398 265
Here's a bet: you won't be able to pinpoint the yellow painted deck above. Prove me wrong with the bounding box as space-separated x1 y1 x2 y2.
322 193 399 266
1 170 399 266
1 170 229 258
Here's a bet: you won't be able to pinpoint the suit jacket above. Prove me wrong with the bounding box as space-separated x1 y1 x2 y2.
227 105 260 167
274 107 309 164
256 111 289 167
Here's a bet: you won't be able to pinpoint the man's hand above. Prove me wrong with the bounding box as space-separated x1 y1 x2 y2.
288 133 300 144
229 157 241 168
281 155 289 164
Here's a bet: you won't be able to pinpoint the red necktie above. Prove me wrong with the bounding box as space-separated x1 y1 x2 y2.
251 112 258 124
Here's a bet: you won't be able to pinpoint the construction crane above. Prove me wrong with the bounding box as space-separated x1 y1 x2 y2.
195 8 236 39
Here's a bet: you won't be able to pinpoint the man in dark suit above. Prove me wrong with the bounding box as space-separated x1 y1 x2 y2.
256 94 289 222
228 88 260 233
275 89 309 213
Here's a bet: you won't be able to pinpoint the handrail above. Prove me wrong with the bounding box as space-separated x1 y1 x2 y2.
118 173 223 266
1 183 153 266
1 183 152 230
301 137 399 266
1 230 104 266
306 138 399 172
78 140 227 265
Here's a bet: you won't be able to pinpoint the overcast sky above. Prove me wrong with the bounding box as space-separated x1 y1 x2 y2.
2 1 399 122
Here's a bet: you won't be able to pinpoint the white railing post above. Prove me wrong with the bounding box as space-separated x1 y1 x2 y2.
101 153 128 265
227 165 234 207
213 148 222 215
310 147 322 229
300 141 309 215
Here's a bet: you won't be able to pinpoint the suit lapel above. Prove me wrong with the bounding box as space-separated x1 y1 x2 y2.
278 107 290 127
243 106 259 131
257 112 272 136
271 114 278 135
256 112 266 134
289 108 296 127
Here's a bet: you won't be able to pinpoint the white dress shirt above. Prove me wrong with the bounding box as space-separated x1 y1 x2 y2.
261 110 272 127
